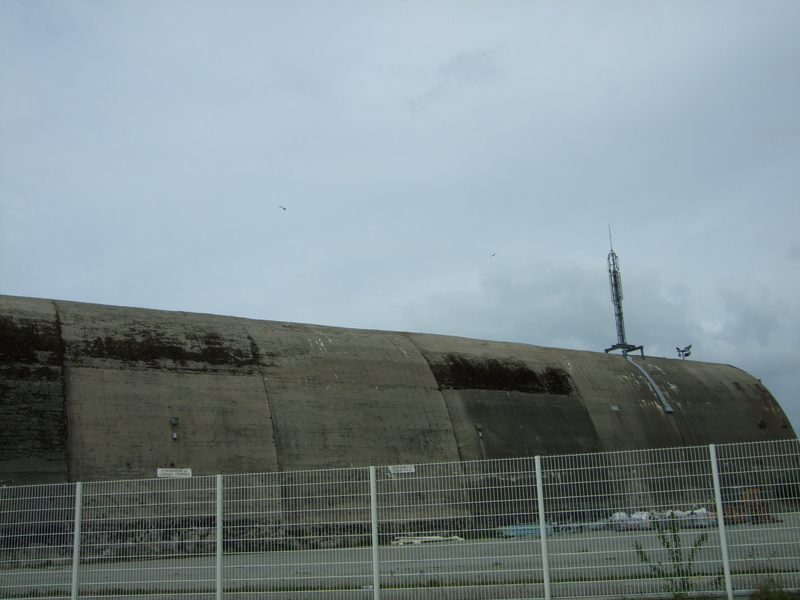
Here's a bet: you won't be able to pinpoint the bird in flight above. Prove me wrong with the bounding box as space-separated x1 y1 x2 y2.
279 206 286 210
489 253 496 257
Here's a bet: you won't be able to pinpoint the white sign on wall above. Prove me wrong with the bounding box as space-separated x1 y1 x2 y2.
157 468 192 478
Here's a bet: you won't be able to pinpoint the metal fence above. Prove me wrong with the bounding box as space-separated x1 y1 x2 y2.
2 440 799 600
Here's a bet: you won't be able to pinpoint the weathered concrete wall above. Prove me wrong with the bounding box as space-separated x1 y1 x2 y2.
242 321 460 471
56 301 279 482
0 295 795 485
0 297 67 484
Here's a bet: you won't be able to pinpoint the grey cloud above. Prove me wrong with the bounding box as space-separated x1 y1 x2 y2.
713 278 782 347
402 257 610 349
270 55 336 102
439 48 501 82
407 48 501 112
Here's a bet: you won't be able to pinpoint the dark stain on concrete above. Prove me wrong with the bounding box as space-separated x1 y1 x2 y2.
80 328 261 369
0 314 68 482
429 353 573 395
0 316 62 369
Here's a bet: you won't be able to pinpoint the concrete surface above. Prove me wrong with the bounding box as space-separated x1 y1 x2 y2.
0 295 795 484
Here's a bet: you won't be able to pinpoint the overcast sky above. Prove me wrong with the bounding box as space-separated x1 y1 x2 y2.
2 1 799 433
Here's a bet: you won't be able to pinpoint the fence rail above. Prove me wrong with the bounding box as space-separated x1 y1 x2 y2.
2 440 799 599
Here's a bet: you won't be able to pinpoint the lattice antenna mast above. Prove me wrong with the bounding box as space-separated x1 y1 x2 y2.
608 230 626 346
605 228 643 356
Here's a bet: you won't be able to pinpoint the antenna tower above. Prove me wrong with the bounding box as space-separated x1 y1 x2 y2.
605 228 643 356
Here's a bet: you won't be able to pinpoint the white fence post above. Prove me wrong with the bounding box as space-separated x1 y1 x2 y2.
70 481 82 600
370 466 381 600
216 473 223 600
535 456 551 600
709 444 734 600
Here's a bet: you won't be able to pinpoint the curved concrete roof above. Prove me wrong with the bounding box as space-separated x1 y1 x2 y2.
0 295 795 485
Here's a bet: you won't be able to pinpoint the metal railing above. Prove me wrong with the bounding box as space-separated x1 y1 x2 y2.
2 440 798 599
